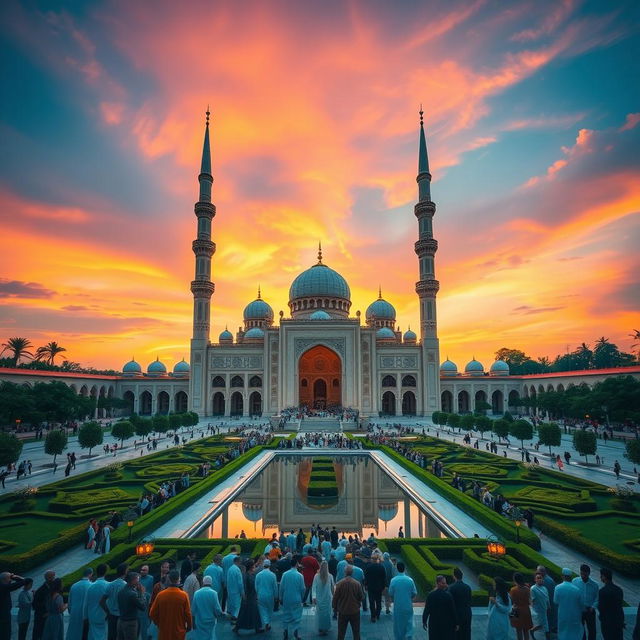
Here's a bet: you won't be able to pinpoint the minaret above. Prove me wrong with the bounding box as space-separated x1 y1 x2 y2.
414 107 441 416
189 108 216 415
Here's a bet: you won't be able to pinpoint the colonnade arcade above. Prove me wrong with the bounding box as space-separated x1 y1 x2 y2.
380 373 418 416
122 390 189 416
210 373 263 417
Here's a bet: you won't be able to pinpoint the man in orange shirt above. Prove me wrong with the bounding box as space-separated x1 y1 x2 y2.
149 570 192 640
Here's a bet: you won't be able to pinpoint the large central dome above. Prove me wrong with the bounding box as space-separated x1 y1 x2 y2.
288 248 351 319
289 263 351 300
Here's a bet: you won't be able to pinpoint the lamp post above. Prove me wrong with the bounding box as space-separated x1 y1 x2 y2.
510 506 524 544
486 535 506 558
514 518 521 544
135 539 155 556
123 508 138 543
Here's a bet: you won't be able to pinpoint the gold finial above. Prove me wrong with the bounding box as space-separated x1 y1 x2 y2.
206 105 210 127
419 103 424 126
257 285 261 299
317 241 323 264
378 285 382 300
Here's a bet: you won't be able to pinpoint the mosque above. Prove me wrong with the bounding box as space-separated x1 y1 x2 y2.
3 112 638 419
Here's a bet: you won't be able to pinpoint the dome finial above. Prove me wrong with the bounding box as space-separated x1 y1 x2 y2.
257 284 261 299
378 284 382 300
206 105 210 127
317 241 323 265
419 103 424 126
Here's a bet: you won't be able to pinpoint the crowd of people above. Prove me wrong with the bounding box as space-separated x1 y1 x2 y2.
2 529 636 640
278 434 364 449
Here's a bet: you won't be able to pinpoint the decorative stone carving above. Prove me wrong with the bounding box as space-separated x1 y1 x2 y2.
211 356 263 369
294 338 345 359
379 356 418 369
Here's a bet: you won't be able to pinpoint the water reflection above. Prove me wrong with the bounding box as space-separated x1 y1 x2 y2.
201 455 447 540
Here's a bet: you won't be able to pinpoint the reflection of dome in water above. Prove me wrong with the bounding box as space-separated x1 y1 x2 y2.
378 503 398 522
242 503 263 522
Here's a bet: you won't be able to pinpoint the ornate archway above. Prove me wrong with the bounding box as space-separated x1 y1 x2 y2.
298 345 342 409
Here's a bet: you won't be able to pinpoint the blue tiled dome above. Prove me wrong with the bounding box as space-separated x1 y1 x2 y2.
366 298 396 321
376 327 396 340
173 359 190 374
219 328 233 342
147 358 167 374
242 504 262 522
244 298 274 322
403 328 417 342
490 360 510 375
465 359 484 374
440 359 458 375
309 310 332 320
244 327 264 340
378 503 399 522
122 359 141 374
289 263 350 301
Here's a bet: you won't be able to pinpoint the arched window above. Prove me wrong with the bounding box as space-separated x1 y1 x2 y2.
212 376 225 388
249 375 262 387
301 378 308 388
212 392 225 416
381 375 396 387
230 375 244 388
401 375 416 387
332 378 339 388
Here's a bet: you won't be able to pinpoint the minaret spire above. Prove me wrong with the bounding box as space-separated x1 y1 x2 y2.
317 241 323 265
199 107 213 202
413 106 440 418
417 105 432 202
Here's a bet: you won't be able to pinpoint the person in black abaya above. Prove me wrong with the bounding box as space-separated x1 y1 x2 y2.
422 575 458 640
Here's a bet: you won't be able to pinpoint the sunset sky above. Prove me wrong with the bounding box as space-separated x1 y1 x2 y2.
1 0 639 372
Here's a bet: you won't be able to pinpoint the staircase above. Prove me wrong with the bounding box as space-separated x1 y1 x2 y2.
299 416 342 432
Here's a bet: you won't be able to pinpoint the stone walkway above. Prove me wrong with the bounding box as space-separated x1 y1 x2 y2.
8 598 639 640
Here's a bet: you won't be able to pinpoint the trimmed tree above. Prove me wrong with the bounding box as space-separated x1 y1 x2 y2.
111 420 134 446
169 414 182 430
186 411 199 427
77 421 103 457
447 413 461 430
537 422 561 456
434 412 448 426
573 430 597 465
0 432 23 467
624 439 640 466
475 415 492 436
492 418 510 441
509 419 534 449
44 429 68 465
135 417 153 442
503 411 514 422
153 414 170 433
460 414 476 431
431 411 441 425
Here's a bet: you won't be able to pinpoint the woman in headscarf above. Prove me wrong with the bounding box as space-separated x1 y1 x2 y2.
487 576 512 640
312 561 335 636
41 579 66 640
235 560 262 633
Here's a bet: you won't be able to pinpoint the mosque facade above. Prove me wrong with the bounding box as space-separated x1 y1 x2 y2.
3 113 639 419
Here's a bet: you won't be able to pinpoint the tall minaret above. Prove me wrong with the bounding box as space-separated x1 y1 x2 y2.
189 108 216 415
414 107 441 416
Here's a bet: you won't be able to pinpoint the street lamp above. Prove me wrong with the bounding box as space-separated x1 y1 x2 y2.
514 518 522 544
123 508 138 543
486 535 506 558
135 538 155 556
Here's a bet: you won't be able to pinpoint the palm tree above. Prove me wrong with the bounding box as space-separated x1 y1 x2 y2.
0 337 34 366
35 341 67 365
630 329 640 360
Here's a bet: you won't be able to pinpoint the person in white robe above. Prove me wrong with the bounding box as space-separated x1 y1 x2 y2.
279 559 305 640
530 572 550 638
312 561 335 635
190 576 222 640
66 568 93 640
255 560 278 631
388 563 417 640
553 569 584 640
226 558 245 619
83 565 109 640
203 556 223 597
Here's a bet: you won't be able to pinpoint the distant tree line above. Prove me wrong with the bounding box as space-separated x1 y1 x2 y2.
495 335 637 375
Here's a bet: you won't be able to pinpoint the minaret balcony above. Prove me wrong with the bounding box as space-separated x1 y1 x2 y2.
414 200 436 218
415 279 440 297
194 201 215 218
414 238 438 256
192 239 216 257
190 280 215 297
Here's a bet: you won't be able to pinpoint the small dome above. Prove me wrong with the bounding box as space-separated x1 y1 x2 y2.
403 328 417 343
289 264 350 301
366 297 396 321
243 297 274 322
219 328 233 343
147 358 167 374
376 327 396 340
490 360 510 376
378 503 399 522
465 359 484 375
122 359 141 374
309 310 332 320
243 327 264 341
173 359 190 375
242 503 263 522
440 359 458 376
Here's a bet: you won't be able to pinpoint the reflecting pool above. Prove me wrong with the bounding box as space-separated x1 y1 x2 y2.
200 455 449 539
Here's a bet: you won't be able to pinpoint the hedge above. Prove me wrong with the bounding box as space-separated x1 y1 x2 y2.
0 438 283 574
373 444 540 549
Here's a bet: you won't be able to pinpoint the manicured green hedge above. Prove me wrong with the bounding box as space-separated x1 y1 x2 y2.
373 444 540 549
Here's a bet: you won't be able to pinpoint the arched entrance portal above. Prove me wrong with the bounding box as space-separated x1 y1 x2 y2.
298 345 342 409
